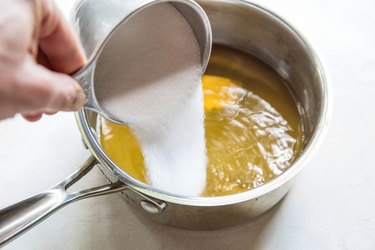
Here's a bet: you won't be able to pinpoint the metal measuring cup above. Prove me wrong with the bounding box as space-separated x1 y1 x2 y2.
72 0 212 124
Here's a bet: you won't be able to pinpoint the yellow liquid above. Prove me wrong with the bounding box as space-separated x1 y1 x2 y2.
98 45 304 197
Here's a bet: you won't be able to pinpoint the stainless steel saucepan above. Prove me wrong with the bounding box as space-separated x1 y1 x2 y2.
0 0 331 247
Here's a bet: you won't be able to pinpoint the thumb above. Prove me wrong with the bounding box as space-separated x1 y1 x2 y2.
12 57 86 114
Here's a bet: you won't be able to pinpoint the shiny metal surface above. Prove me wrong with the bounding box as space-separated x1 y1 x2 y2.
72 0 212 124
74 0 331 229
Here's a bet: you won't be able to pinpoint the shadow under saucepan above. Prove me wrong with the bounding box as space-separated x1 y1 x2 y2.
115 194 287 250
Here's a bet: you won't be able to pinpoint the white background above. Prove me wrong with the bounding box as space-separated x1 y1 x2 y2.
1 0 374 249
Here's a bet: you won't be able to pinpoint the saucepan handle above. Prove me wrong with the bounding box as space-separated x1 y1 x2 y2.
0 155 127 247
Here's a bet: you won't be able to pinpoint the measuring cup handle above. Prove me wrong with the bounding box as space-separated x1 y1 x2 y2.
72 62 96 109
0 156 127 247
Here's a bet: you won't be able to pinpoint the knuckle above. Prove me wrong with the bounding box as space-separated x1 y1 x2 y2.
61 83 79 110
47 75 78 111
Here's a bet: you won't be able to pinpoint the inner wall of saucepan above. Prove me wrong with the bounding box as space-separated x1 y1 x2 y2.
197 0 324 141
83 1 324 178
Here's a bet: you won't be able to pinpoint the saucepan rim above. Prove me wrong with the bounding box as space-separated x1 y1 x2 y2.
75 0 332 207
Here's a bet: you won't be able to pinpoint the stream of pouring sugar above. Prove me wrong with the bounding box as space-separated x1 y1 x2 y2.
94 3 207 196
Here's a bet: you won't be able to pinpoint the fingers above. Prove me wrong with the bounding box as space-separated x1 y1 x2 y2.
22 113 43 122
22 110 57 122
34 0 86 74
0 1 86 121
11 56 86 115
36 49 52 69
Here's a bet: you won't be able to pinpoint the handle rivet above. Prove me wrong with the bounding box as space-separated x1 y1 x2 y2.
140 201 160 214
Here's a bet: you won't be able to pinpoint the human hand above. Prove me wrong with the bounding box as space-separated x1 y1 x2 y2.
0 0 86 122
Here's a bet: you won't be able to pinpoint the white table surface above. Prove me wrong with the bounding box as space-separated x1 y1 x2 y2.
1 0 375 249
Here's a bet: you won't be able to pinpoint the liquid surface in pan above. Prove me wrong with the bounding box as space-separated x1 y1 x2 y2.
98 45 305 197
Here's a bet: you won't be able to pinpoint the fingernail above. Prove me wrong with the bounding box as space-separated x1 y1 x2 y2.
45 111 58 115
22 113 43 122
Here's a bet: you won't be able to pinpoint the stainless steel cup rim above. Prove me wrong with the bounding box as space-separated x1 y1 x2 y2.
76 0 332 207
78 0 212 73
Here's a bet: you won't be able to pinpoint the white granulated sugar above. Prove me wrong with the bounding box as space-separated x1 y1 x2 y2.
94 3 207 196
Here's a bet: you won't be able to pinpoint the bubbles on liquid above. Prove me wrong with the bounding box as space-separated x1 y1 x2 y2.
203 76 302 196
